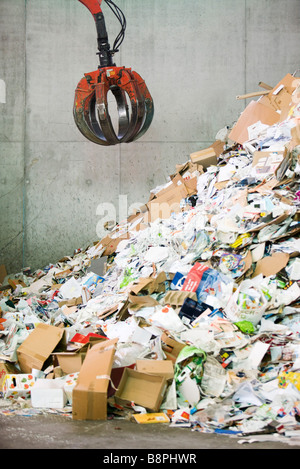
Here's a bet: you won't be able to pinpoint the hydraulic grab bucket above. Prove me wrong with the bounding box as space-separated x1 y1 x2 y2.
73 0 154 146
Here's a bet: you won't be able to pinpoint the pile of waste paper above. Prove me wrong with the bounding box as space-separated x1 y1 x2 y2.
1 72 300 443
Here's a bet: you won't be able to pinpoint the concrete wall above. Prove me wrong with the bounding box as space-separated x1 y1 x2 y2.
1 0 300 273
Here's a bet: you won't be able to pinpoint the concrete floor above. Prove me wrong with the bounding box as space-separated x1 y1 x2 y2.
1 412 300 451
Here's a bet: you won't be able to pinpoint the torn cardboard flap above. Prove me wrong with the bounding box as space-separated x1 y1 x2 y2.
146 176 188 222
260 73 298 114
128 293 159 311
100 233 130 257
58 297 82 308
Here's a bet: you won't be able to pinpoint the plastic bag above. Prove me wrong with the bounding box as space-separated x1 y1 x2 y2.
182 263 233 308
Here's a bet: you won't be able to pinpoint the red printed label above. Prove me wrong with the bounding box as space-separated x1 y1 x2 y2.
182 263 209 292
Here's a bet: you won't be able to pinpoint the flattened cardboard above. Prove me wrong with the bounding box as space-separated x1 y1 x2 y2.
72 338 118 420
114 368 167 412
136 359 174 381
228 100 280 144
253 251 290 278
246 210 291 233
17 323 66 373
108 365 135 398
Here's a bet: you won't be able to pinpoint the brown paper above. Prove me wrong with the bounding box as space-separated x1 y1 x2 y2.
253 251 290 277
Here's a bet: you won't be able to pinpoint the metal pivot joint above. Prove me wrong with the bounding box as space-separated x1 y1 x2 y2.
73 0 154 146
94 11 115 68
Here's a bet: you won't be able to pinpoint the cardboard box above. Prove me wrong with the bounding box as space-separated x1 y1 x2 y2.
0 361 20 389
3 373 35 400
160 332 186 363
114 368 167 412
52 340 95 374
72 338 118 420
17 323 66 373
52 348 87 375
31 378 67 408
190 147 218 168
136 359 174 381
107 365 135 398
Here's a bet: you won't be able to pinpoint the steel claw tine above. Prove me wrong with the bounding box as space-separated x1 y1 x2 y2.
74 73 111 146
118 69 146 143
111 86 130 140
131 98 154 142
130 71 154 142
95 81 120 145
